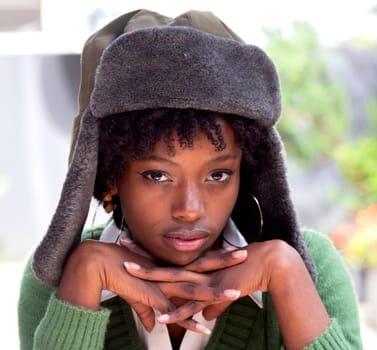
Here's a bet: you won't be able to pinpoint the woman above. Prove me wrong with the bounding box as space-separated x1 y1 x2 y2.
18 9 362 350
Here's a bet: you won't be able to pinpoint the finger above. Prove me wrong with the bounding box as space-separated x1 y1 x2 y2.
202 301 233 320
159 282 240 302
119 238 153 259
157 301 209 325
124 262 205 284
184 249 248 273
176 318 211 335
117 279 174 318
156 299 234 325
129 302 156 332
156 300 229 329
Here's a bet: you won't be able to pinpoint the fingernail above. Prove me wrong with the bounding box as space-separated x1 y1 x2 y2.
123 262 140 270
232 249 247 258
196 323 211 334
157 314 170 323
224 246 237 251
120 237 133 245
223 289 241 299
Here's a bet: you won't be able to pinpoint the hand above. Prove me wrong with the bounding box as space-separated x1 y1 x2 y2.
121 238 249 329
124 240 298 323
57 240 244 333
123 245 253 324
57 240 171 331
128 239 330 350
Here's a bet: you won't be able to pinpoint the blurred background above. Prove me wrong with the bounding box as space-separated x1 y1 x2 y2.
0 0 376 348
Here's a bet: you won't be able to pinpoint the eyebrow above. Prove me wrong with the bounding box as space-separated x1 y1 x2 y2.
142 154 239 166
209 154 239 162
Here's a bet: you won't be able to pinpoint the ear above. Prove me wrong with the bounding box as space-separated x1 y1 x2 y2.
101 186 117 200
110 187 118 196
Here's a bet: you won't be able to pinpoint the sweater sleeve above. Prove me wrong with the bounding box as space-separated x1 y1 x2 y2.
18 256 111 350
302 230 363 350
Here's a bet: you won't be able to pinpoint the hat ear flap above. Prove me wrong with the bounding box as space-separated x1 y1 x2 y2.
232 128 317 283
32 109 99 287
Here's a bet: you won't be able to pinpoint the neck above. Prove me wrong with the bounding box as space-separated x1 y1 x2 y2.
168 323 186 348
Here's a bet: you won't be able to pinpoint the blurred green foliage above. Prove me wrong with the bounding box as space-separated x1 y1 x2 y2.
366 97 377 133
263 22 348 164
334 97 377 208
334 138 377 207
331 95 377 267
267 18 377 267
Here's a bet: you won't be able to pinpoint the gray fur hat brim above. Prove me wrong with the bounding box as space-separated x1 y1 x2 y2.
33 110 98 286
90 27 281 126
32 10 316 287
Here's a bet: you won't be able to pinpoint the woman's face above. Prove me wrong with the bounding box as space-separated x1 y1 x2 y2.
114 117 242 266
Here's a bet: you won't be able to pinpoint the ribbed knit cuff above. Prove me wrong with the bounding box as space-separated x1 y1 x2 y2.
34 293 111 349
304 319 351 350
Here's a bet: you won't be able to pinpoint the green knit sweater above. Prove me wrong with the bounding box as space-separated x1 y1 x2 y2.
18 229 363 349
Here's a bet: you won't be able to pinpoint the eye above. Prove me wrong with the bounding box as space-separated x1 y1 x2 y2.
207 170 233 183
140 170 171 183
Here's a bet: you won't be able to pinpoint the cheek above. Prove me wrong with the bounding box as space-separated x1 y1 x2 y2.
119 188 166 233
223 173 240 206
207 182 240 225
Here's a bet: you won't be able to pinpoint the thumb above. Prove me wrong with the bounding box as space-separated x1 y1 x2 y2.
202 301 232 321
119 237 153 259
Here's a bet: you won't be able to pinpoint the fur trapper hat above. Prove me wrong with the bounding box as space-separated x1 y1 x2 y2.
32 9 316 287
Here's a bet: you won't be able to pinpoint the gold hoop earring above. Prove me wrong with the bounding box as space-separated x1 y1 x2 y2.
91 202 101 239
251 194 264 241
115 216 125 244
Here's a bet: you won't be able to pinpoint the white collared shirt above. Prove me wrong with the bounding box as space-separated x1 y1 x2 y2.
99 219 262 350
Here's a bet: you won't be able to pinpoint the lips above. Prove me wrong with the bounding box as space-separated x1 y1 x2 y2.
163 230 210 251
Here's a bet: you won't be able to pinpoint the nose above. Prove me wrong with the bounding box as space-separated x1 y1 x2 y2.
171 181 205 222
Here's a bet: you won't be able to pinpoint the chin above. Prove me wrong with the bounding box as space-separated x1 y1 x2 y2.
156 253 200 267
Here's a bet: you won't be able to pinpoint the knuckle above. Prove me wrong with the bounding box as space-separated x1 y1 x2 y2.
182 318 197 329
172 309 181 319
170 268 182 276
182 283 196 295
223 251 234 262
213 288 222 298
186 300 198 310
